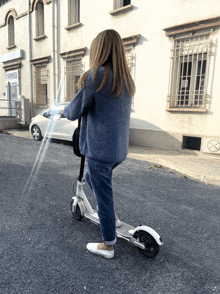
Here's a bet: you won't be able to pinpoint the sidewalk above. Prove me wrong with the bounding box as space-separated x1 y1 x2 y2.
128 145 220 187
3 128 220 187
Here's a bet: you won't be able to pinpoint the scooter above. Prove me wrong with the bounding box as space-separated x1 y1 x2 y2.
70 155 163 258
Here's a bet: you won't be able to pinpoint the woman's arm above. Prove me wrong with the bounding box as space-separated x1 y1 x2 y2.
63 85 94 121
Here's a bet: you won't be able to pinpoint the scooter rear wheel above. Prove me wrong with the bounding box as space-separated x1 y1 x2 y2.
70 200 83 220
133 230 160 258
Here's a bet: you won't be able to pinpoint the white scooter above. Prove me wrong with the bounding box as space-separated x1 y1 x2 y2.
70 155 163 258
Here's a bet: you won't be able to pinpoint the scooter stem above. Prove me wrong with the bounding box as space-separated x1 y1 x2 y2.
75 155 95 215
79 156 85 182
76 180 95 215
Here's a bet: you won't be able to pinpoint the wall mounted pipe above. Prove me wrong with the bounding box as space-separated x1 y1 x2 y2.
28 0 34 117
52 0 56 103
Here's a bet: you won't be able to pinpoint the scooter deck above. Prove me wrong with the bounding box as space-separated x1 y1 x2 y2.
84 211 135 238
116 221 135 238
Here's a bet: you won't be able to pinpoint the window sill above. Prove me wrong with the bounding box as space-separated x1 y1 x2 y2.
33 35 47 41
166 108 207 113
7 45 16 50
109 4 133 15
65 22 82 31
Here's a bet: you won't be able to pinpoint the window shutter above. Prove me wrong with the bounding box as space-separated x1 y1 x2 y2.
69 0 77 25
114 0 123 9
75 0 79 23
8 16 14 46
125 46 134 72
36 1 44 37
69 0 72 25
8 17 11 46
34 66 48 106
11 17 14 45
65 57 82 102
39 1 44 36
36 4 39 36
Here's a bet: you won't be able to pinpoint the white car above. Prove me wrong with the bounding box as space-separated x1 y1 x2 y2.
29 103 77 141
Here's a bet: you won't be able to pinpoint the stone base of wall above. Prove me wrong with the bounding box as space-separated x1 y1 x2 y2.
0 117 20 131
129 128 220 155
201 136 220 155
129 128 182 151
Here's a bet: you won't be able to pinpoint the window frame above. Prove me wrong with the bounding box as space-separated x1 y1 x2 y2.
65 56 83 102
60 47 86 102
124 45 135 109
34 64 48 107
8 15 15 47
36 0 45 38
176 53 207 108
164 16 220 112
114 0 131 9
110 0 133 15
68 0 80 26
167 33 214 111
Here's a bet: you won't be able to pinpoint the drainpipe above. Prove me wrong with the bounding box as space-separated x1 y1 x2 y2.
28 0 34 118
52 0 56 104
57 0 61 103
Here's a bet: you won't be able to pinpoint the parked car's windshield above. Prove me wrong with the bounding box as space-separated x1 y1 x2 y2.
49 109 63 116
39 108 51 116
43 105 67 118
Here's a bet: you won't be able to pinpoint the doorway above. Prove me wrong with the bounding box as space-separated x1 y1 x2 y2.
6 70 20 117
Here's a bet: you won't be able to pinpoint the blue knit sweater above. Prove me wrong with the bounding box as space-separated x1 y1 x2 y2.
63 67 132 164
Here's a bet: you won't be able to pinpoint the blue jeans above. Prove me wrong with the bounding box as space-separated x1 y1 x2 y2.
85 158 121 245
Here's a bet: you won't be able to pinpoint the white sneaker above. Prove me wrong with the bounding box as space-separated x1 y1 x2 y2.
116 219 122 228
115 213 122 228
86 243 114 259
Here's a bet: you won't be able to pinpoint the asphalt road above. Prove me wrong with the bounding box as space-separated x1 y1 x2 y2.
0 134 220 294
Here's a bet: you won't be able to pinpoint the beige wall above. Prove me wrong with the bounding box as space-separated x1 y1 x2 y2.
0 1 30 116
1 0 220 153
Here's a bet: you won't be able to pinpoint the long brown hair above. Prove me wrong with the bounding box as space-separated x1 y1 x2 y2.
77 29 135 98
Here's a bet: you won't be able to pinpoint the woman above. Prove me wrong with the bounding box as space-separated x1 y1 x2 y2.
64 29 135 259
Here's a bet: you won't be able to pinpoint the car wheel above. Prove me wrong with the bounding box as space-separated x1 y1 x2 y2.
31 125 43 141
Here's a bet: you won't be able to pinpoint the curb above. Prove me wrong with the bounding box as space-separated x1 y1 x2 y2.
127 151 220 187
2 130 220 188
2 129 32 139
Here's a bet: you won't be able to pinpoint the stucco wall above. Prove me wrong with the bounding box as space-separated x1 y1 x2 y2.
127 0 220 138
0 0 220 152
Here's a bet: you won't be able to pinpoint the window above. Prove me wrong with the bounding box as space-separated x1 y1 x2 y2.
167 34 214 109
8 16 15 47
34 65 48 106
65 57 83 102
36 0 44 37
164 16 219 111
68 0 80 26
45 106 65 119
125 46 134 73
114 0 130 9
125 46 135 108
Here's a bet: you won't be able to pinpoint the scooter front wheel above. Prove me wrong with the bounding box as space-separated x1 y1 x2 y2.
133 230 160 258
70 200 83 220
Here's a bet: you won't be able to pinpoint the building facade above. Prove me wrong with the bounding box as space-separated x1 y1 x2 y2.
0 0 220 154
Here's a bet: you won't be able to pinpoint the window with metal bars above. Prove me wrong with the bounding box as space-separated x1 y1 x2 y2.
125 46 134 72
64 49 133 102
167 34 214 110
65 57 83 102
68 0 80 26
114 0 131 9
34 65 48 106
36 0 44 37
8 16 15 47
125 45 135 109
